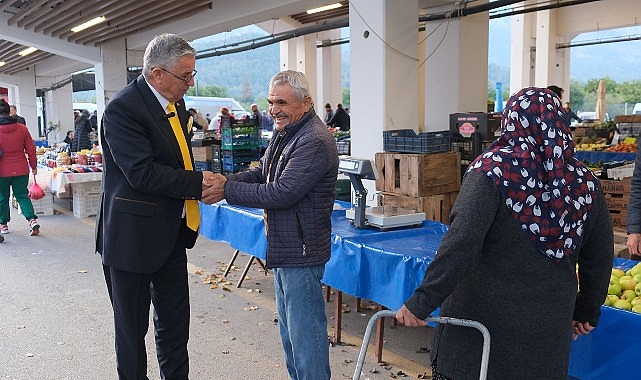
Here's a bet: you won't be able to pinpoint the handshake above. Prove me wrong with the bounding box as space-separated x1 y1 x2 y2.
200 171 227 204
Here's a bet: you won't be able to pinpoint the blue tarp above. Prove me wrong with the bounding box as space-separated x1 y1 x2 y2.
574 151 636 163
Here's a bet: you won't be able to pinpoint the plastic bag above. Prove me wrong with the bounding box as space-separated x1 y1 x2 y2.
28 175 46 200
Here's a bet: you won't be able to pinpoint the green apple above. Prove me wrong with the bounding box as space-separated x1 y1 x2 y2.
605 294 619 306
635 282 641 297
633 305 641 313
609 282 622 295
631 263 641 277
621 289 637 301
613 299 632 311
631 297 641 306
633 274 641 284
612 268 626 278
619 275 637 291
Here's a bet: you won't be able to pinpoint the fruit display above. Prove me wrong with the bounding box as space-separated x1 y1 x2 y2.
605 141 638 152
604 262 641 313
574 136 609 151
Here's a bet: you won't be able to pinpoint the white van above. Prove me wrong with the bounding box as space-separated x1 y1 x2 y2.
633 103 641 115
183 96 248 129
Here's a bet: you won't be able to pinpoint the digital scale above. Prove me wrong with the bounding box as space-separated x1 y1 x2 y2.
338 157 425 230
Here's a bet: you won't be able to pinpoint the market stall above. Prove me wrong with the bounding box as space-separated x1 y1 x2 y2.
199 201 641 379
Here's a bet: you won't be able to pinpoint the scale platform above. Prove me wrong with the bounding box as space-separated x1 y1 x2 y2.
345 206 425 230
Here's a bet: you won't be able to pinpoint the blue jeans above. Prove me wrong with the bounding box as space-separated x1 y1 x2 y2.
273 265 330 380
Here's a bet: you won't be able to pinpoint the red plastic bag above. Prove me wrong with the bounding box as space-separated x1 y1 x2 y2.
28 175 46 200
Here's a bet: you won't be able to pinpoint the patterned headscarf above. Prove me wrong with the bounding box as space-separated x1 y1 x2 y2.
467 87 600 259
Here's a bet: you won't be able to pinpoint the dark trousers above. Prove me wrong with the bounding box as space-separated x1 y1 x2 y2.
103 241 190 380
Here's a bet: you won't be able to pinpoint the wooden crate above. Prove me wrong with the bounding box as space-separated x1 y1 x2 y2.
599 177 632 195
378 191 458 224
375 151 461 197
610 209 627 227
192 146 213 161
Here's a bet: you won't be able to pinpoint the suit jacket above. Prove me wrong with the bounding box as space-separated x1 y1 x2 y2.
95 75 203 273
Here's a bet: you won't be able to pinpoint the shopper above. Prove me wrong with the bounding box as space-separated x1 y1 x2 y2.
0 99 40 236
202 70 339 380
96 33 219 380
326 103 350 131
73 109 93 151
395 87 613 380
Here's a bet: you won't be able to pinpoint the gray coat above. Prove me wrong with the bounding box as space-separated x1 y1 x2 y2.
405 172 613 380
224 110 339 268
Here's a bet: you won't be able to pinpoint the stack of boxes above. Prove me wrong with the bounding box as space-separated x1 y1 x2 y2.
192 140 221 174
601 176 632 227
221 117 260 174
376 129 461 224
72 181 101 218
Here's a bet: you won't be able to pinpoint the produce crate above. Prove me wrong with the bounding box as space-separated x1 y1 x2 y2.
606 163 635 180
222 161 252 174
375 151 461 197
336 139 350 155
72 181 101 218
12 193 54 216
378 191 458 224
222 148 260 164
194 161 213 172
383 129 450 154
335 179 351 202
192 146 213 161
221 136 260 150
600 177 632 227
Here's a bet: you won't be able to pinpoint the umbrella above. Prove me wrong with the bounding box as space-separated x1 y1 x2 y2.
596 79 607 122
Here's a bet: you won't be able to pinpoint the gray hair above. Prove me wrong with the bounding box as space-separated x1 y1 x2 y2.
142 33 196 78
269 70 311 101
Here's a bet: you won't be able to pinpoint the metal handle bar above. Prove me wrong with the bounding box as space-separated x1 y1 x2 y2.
352 309 491 380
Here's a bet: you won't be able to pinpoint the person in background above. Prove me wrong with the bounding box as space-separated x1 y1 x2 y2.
627 138 641 260
90 110 98 130
202 70 338 380
0 99 40 237
205 113 212 124
188 107 205 130
9 105 26 125
344 107 350 115
326 103 350 131
261 110 273 131
547 85 564 100
395 87 613 380
63 130 74 145
562 101 582 125
323 103 334 124
216 106 235 136
96 33 221 380
73 109 93 152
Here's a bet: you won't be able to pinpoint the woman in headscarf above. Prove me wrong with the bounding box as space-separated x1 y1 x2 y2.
72 109 93 151
0 98 40 237
396 87 613 380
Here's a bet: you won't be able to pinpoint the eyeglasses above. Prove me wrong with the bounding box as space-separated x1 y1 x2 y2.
156 67 197 83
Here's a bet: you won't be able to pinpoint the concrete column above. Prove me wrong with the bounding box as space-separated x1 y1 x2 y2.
423 11 489 131
510 10 536 92
45 83 74 143
534 9 560 89
350 0 418 203
3 71 38 138
316 30 342 117
94 38 128 119
295 35 318 106
279 40 297 72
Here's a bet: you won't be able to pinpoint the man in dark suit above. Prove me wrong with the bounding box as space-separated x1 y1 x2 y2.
96 33 220 379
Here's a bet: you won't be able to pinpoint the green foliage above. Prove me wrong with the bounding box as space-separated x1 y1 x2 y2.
342 88 350 108
187 85 228 97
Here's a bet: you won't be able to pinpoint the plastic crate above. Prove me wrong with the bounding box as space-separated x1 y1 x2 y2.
221 136 260 150
194 161 213 171
222 148 260 162
222 161 252 174
336 139 350 155
383 129 450 153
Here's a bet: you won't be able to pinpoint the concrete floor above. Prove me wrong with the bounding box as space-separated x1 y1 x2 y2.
0 197 434 380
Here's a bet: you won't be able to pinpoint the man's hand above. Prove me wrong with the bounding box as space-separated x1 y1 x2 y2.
571 320 594 341
627 233 641 258
201 173 227 204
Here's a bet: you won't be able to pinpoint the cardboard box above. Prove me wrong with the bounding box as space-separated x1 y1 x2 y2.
192 146 213 161
375 151 461 197
600 177 632 195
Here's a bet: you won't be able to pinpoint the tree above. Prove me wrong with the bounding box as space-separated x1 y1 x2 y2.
240 78 252 103
187 85 228 97
342 88 350 108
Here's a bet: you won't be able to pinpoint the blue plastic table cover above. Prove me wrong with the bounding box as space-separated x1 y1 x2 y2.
574 151 636 163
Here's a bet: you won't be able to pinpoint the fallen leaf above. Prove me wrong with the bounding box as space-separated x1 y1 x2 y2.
77 270 88 273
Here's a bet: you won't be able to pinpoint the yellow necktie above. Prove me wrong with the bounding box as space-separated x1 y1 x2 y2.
167 101 200 231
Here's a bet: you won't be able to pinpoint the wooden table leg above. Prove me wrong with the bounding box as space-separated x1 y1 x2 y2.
333 290 343 344
325 285 332 302
223 249 240 278
375 304 388 363
236 256 255 288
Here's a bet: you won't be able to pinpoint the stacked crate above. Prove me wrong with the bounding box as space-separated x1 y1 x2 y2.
192 140 221 174
221 117 260 174
600 177 632 227
376 130 461 224
12 193 54 216
72 181 101 218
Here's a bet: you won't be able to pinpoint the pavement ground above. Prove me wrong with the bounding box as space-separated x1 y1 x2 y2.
0 196 435 380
